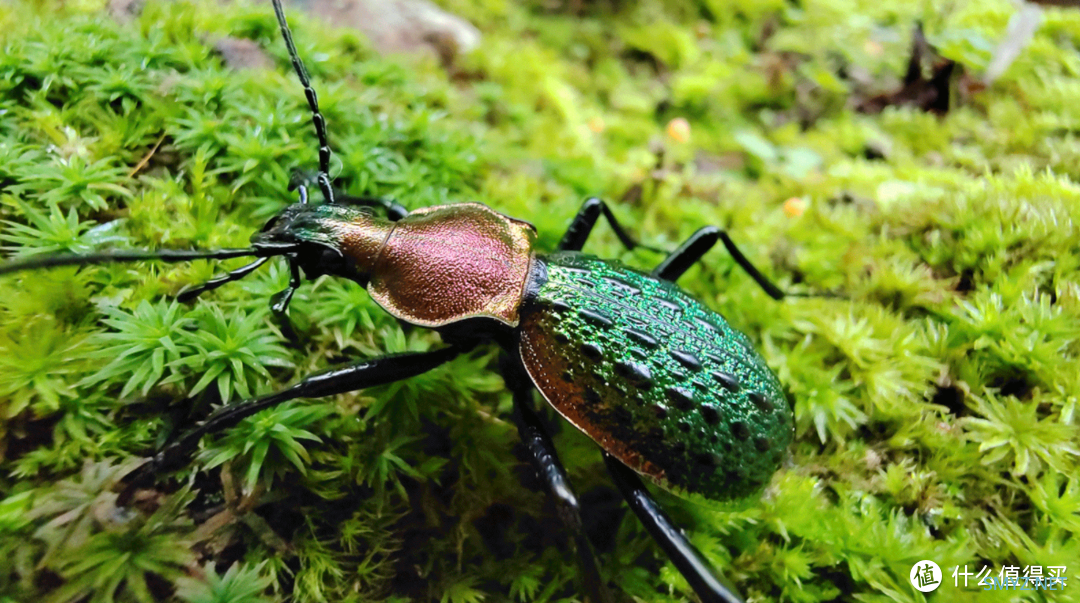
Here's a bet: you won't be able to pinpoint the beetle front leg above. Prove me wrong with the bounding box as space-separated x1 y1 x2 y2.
507 376 613 603
289 171 409 220
119 345 466 503
602 453 745 603
558 197 663 253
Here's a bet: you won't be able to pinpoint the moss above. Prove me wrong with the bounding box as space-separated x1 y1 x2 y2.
1 0 1078 601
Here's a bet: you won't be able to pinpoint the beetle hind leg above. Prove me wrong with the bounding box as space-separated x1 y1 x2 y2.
560 199 793 300
505 367 613 603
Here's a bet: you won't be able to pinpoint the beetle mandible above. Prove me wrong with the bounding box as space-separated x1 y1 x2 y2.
0 2 798 602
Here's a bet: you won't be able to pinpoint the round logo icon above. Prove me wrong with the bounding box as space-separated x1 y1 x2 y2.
910 560 943 592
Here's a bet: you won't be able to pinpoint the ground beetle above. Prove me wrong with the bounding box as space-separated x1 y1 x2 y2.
0 2 797 601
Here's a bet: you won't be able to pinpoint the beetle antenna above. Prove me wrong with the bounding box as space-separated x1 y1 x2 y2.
0 248 260 277
272 0 336 205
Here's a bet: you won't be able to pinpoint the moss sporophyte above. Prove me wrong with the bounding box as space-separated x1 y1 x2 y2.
3 0 1079 602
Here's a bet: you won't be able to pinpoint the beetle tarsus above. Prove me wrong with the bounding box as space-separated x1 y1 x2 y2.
270 259 303 314
270 285 296 314
270 259 303 345
116 347 467 508
273 306 303 348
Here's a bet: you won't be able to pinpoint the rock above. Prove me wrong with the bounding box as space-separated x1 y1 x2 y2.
213 37 275 71
107 0 482 69
108 0 142 23
303 0 481 67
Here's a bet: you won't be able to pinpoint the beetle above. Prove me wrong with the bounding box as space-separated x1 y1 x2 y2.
0 2 797 602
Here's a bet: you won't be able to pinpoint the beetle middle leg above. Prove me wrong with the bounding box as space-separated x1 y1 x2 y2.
503 359 613 603
602 453 745 603
119 345 466 503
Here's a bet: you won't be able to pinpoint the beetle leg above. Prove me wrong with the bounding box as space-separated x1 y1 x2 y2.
558 197 664 253
715 231 786 300
333 194 409 221
288 171 408 220
651 226 788 300
651 226 720 282
268 258 306 346
508 378 613 603
602 453 745 603
119 345 466 504
562 200 794 300
271 308 302 349
177 257 270 302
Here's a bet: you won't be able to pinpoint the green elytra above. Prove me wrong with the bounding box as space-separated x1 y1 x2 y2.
520 252 793 505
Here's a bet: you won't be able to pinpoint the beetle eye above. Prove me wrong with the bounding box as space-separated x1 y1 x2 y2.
318 247 343 264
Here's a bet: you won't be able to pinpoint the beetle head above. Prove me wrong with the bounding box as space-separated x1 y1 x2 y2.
175 186 393 311
251 200 390 283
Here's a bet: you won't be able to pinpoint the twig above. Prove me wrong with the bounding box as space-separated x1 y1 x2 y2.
128 132 167 178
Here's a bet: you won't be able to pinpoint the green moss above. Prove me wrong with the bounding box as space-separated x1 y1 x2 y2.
1 0 1078 601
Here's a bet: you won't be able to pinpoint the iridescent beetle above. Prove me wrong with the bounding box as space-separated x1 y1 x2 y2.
0 2 795 602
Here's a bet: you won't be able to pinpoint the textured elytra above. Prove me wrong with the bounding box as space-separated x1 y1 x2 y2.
519 252 793 504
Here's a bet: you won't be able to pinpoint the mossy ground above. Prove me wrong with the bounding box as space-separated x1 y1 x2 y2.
1 0 1078 602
